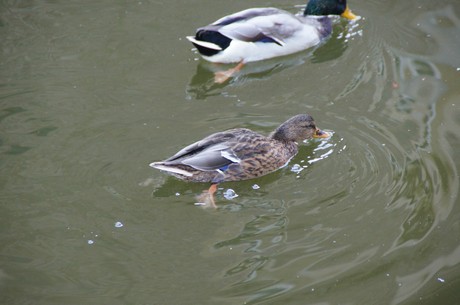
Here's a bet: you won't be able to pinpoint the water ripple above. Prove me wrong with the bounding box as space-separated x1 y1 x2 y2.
212 6 459 304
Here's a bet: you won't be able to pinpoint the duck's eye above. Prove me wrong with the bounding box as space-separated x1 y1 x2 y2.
304 124 315 129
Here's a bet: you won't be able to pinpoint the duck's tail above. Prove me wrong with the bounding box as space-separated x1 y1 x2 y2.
149 162 193 177
186 30 232 57
186 36 222 51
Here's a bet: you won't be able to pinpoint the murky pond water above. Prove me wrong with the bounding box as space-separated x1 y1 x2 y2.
1 0 460 304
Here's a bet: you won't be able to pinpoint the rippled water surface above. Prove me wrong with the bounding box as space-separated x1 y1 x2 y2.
1 1 460 304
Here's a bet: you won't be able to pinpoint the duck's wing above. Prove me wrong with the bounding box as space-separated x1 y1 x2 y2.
207 8 305 45
159 129 252 171
212 8 283 27
180 143 240 171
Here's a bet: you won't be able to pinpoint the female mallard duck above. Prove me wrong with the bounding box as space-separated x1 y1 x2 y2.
150 114 330 207
187 0 357 68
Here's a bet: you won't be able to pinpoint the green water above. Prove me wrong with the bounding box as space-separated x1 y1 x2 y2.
1 1 460 304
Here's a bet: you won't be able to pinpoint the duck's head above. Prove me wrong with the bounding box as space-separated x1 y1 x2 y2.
270 114 331 142
304 0 357 20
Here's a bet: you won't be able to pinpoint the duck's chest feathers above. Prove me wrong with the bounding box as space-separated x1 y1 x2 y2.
222 138 298 181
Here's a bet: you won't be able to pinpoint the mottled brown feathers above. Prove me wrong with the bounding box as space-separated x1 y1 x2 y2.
150 114 323 184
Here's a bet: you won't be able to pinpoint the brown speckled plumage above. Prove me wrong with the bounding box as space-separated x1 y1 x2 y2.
149 114 329 206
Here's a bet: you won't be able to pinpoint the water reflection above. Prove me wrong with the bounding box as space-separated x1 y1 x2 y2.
210 6 459 304
2 1 460 304
393 244 460 304
412 5 460 68
383 30 456 258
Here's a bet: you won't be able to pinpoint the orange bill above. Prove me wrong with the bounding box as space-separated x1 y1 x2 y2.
313 129 331 139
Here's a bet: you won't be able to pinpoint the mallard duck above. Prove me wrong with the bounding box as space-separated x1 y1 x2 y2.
186 0 357 79
150 114 331 207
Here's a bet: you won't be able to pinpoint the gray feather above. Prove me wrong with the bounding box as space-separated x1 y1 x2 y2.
181 144 235 171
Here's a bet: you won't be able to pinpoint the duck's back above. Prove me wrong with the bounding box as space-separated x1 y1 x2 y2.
190 8 331 63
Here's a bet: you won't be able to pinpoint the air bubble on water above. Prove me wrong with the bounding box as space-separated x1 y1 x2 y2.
87 240 94 245
291 164 303 174
115 221 124 228
223 189 238 200
252 184 260 190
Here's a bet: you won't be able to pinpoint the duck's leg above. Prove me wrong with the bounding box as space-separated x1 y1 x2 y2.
207 183 218 208
195 183 218 208
214 62 244 84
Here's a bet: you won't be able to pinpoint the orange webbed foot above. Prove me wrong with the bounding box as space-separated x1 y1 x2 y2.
194 183 218 208
214 62 244 84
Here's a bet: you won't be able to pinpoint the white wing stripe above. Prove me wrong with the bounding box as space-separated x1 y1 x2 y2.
221 150 241 163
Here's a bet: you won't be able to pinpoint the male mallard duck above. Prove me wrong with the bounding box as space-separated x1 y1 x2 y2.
186 0 357 80
150 114 330 207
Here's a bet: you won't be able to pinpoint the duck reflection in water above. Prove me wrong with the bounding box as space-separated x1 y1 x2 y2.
186 34 350 100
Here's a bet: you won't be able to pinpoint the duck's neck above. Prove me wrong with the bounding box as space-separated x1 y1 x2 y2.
270 127 293 143
316 17 333 38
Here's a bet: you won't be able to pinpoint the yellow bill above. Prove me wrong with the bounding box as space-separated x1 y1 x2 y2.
341 5 358 20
